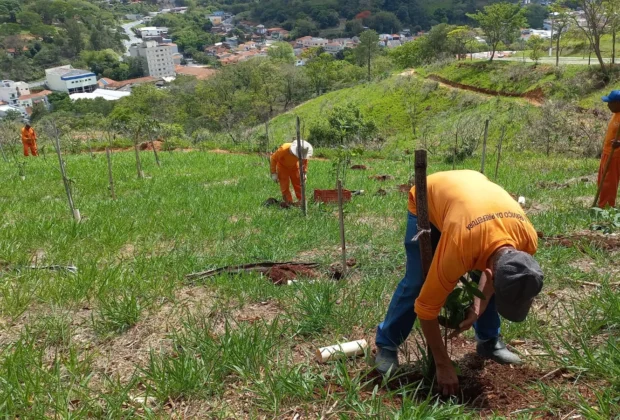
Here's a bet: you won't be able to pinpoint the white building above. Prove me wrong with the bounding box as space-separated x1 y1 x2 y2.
17 90 52 109
324 42 344 55
45 65 97 93
0 104 28 120
69 90 130 101
139 27 169 38
296 37 328 48
0 80 30 106
129 41 176 78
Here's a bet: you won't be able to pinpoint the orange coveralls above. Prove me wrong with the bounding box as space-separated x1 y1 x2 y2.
408 171 539 320
21 126 38 157
597 112 620 208
270 143 308 203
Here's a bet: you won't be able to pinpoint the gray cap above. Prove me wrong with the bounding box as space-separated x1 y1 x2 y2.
494 250 544 322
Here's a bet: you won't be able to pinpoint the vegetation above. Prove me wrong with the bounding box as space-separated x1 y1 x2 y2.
0 0 127 81
0 119 618 417
467 2 526 61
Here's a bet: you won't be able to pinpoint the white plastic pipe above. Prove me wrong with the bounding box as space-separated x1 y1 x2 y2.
315 339 368 363
518 196 526 206
73 208 81 222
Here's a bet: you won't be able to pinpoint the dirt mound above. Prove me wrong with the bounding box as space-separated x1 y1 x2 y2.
351 165 368 170
262 197 294 209
369 174 394 181
537 173 597 190
398 184 412 193
139 140 163 151
543 230 620 251
267 264 318 285
376 189 387 196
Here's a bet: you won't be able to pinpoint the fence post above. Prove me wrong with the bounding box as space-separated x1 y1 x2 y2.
480 119 489 174
106 147 116 200
296 116 307 216
337 179 347 278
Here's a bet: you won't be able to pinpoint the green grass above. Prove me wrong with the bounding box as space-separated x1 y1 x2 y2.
0 134 618 417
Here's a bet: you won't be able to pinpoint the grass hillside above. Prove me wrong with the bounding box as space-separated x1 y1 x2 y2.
418 61 620 108
1 138 618 417
267 72 535 157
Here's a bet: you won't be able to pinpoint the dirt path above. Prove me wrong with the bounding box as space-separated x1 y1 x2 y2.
400 69 543 107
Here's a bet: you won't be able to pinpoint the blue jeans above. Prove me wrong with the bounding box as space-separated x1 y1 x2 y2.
376 213 501 350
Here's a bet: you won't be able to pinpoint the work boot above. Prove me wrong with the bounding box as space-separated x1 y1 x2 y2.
374 347 399 375
476 337 522 365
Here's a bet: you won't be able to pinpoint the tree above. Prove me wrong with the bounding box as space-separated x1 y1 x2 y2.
267 41 295 64
467 3 526 61
448 26 476 59
570 0 612 74
355 30 380 81
363 11 402 34
527 35 545 65
345 19 364 36
549 2 571 67
304 52 335 96
524 4 549 29
605 0 620 64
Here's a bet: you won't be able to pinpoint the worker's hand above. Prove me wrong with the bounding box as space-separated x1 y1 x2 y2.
448 306 478 339
303 173 307 182
612 140 620 149
436 362 459 396
271 173 278 182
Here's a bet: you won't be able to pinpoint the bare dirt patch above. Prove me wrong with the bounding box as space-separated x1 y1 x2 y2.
356 215 397 231
542 230 620 251
569 257 620 277
350 165 368 170
369 174 395 181
266 264 318 285
537 173 597 190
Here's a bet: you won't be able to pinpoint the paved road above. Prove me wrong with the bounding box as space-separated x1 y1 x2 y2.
121 20 142 56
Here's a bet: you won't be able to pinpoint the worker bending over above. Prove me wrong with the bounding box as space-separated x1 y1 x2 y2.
597 90 620 208
375 170 543 396
21 122 38 157
270 140 313 203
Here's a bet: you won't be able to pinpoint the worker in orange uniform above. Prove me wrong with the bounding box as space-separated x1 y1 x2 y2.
375 170 544 396
270 140 313 203
21 122 38 157
597 90 620 207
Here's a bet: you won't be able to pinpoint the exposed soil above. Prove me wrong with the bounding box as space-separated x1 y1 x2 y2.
537 173 597 190
369 174 395 181
350 165 368 170
376 188 387 196
266 264 318 285
542 230 620 251
139 140 164 151
398 184 412 193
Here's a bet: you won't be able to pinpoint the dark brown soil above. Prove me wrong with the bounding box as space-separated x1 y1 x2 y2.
267 264 318 285
369 174 395 181
543 230 620 251
398 184 412 193
351 165 368 170
376 189 387 196
262 197 294 209
537 173 597 190
139 140 164 151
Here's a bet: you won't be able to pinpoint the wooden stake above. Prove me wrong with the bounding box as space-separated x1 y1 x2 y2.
480 119 489 174
51 121 77 220
106 147 116 200
151 141 161 167
593 128 620 207
337 179 347 278
296 116 307 216
133 127 144 179
414 149 434 373
494 126 506 180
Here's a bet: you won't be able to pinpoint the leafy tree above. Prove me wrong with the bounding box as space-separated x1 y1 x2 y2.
527 35 545 65
291 19 318 38
344 19 364 36
15 10 41 28
549 2 571 67
267 41 295 64
0 0 20 23
448 26 477 59
64 20 85 58
569 0 612 74
363 11 401 34
524 4 549 29
467 3 526 61
355 30 380 81
304 52 335 96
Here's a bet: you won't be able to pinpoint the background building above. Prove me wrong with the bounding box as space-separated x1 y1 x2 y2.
0 80 30 106
129 41 176 78
45 65 97 93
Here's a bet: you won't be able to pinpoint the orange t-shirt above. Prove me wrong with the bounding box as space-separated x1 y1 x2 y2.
603 113 620 156
270 143 308 173
21 127 36 143
408 170 538 320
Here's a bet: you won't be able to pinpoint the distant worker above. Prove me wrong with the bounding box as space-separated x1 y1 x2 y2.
597 90 620 208
21 122 38 157
374 170 543 396
270 140 313 203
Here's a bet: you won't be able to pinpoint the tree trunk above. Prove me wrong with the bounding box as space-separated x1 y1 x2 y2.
613 29 616 65
367 49 371 81
556 36 561 67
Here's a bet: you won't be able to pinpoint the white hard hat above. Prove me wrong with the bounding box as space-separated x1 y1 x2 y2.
290 140 313 159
